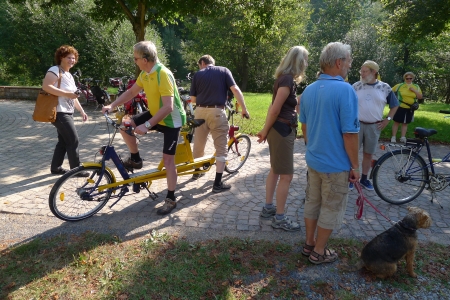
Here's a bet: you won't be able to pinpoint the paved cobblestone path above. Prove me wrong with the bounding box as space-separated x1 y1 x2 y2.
1 99 449 245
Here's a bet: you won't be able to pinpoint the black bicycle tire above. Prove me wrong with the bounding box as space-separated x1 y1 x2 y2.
225 134 251 173
372 149 428 205
49 166 113 221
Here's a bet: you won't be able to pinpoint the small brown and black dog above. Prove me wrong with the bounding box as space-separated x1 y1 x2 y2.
344 207 432 279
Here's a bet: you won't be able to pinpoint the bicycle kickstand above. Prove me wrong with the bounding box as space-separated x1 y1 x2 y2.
109 186 129 209
143 185 158 200
430 191 444 209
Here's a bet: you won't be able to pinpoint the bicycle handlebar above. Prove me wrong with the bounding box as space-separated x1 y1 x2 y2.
104 112 138 138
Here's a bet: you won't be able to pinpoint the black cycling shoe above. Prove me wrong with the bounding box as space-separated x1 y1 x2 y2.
51 168 68 175
123 157 143 169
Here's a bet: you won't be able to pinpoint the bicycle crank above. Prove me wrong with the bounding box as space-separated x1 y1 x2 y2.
429 174 448 192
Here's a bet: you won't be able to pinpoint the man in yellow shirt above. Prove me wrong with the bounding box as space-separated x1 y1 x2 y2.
102 41 186 215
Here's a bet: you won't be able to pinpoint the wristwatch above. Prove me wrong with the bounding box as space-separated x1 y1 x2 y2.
386 117 392 121
144 120 152 129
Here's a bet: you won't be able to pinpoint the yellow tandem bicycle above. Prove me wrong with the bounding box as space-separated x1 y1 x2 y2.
48 101 251 221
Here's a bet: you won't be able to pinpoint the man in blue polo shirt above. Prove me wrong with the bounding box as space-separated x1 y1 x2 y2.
300 42 360 265
190 55 249 193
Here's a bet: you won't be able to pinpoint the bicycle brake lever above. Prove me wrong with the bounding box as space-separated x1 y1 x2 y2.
120 126 140 141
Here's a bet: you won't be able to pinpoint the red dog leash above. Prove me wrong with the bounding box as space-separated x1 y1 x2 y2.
354 182 396 224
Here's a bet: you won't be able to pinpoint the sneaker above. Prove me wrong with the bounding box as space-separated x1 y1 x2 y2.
51 167 68 175
348 182 354 191
123 157 143 169
156 198 177 215
390 136 396 143
359 179 374 191
400 137 407 143
75 171 90 177
212 182 231 193
260 206 276 219
271 216 301 231
191 173 205 180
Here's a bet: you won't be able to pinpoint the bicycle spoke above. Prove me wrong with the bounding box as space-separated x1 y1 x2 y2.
49 166 113 221
225 135 251 173
373 150 428 205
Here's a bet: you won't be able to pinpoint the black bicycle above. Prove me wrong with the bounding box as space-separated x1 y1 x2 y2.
370 110 450 206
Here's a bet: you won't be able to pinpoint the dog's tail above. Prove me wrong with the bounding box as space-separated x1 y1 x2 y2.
337 258 364 272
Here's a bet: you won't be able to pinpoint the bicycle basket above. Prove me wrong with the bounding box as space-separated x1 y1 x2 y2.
90 86 107 105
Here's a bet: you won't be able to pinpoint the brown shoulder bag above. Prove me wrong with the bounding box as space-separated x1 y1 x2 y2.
32 68 62 122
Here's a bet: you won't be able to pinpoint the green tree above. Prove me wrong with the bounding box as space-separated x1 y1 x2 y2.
380 0 450 40
343 1 398 85
182 0 310 92
0 0 165 85
303 0 363 85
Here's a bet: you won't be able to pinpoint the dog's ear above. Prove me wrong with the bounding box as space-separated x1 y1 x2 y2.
407 206 419 214
418 211 432 228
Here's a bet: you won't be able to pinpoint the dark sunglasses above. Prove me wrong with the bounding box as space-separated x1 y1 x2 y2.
405 77 413 80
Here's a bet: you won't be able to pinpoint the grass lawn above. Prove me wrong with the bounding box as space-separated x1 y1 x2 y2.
1 231 449 299
105 90 450 144
241 94 450 144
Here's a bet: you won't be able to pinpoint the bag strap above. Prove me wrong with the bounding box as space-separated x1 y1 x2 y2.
56 67 63 89
396 82 418 105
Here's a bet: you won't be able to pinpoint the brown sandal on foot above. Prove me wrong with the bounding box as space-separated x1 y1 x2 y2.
308 248 338 265
301 244 315 257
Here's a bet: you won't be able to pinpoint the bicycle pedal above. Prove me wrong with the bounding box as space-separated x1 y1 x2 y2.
149 192 158 200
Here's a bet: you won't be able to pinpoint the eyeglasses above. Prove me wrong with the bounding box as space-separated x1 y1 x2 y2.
133 57 144 62
405 77 413 80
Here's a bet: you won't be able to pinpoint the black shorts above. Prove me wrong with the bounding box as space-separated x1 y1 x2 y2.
132 111 181 155
393 107 414 124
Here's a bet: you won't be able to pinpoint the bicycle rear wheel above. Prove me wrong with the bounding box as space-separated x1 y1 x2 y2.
225 135 251 173
372 149 428 205
49 166 114 221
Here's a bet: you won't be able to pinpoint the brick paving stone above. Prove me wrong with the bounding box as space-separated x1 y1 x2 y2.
1 100 450 245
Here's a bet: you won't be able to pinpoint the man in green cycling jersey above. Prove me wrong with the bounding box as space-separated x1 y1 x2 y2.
102 41 186 215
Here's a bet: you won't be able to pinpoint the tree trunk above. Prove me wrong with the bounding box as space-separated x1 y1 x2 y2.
445 78 450 104
240 51 249 92
402 44 410 74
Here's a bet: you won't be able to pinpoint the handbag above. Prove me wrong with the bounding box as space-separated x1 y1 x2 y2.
409 102 419 111
32 68 62 122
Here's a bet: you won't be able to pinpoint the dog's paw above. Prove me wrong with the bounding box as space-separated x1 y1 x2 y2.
408 271 418 278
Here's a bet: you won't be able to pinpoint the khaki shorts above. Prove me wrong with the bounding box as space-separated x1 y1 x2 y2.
267 126 295 174
193 107 229 159
304 167 349 230
358 123 381 155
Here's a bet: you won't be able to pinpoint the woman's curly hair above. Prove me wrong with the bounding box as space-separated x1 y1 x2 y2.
54 45 78 65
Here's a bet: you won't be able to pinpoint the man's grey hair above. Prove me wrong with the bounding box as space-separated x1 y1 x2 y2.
319 42 351 70
133 41 159 63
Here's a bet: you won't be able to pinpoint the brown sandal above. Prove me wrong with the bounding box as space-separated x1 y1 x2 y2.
301 244 315 257
308 248 338 265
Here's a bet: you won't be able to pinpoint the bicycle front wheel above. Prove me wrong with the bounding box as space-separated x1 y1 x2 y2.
372 149 428 205
225 135 251 173
49 166 114 221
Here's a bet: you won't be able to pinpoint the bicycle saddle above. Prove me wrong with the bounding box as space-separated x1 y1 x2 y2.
187 118 205 128
414 127 437 138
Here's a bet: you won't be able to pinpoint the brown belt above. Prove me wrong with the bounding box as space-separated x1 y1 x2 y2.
360 120 382 125
196 104 225 109
277 117 298 128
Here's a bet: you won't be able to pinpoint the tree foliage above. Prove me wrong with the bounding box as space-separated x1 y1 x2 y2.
380 0 450 41
0 0 165 85
182 0 310 92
